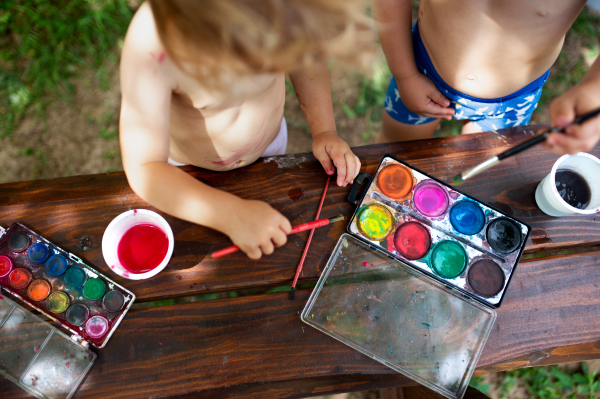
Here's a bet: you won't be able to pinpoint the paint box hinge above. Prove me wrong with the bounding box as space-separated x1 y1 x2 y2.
0 225 5 239
68 253 83 264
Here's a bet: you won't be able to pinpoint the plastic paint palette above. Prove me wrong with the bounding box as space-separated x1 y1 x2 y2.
349 155 531 307
0 223 134 348
302 155 530 399
0 223 136 398
0 295 96 399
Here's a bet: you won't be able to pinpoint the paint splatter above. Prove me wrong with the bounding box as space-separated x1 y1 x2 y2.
366 294 382 302
70 354 74 358
149 52 166 64
176 275 182 280
65 362 69 368
0 295 3 299
363 262 368 267
159 342 163 345
33 345 40 353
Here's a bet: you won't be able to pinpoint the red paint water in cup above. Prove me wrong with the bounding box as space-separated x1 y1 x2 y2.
117 224 169 274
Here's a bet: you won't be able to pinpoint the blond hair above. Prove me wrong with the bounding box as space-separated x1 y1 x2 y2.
148 0 372 85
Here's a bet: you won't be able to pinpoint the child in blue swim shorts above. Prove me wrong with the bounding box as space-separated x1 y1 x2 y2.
372 0 600 154
385 23 550 133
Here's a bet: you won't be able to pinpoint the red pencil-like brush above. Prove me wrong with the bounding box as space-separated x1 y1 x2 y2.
289 177 331 300
210 213 343 259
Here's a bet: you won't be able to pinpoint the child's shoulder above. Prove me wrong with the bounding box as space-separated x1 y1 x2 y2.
122 3 166 68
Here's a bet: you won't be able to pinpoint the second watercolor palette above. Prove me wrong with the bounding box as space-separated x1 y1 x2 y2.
347 155 531 308
0 223 135 348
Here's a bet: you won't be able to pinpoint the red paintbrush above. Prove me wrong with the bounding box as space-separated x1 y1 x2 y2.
289 177 330 300
210 214 344 259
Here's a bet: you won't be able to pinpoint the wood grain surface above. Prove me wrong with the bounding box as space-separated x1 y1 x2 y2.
0 127 598 304
3 250 600 398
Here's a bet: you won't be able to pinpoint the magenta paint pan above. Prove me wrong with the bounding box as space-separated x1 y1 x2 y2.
0 222 136 348
347 154 531 309
413 180 449 217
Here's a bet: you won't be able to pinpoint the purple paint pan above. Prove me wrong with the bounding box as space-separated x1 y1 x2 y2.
412 180 449 217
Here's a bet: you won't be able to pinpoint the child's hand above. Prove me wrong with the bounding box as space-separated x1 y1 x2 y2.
395 72 455 120
223 199 292 260
312 131 361 187
548 80 600 154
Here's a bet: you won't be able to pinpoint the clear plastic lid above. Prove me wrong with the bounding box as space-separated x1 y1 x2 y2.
0 294 96 399
301 234 496 399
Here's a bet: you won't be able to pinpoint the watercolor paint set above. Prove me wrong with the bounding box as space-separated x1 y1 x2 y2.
0 222 136 399
302 155 530 399
347 155 531 307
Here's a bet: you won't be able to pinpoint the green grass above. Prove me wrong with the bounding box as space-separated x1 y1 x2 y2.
470 363 600 399
0 0 134 137
536 8 600 111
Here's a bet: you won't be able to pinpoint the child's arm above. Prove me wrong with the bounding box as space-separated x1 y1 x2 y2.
119 5 290 259
548 57 600 154
288 60 361 187
371 0 453 120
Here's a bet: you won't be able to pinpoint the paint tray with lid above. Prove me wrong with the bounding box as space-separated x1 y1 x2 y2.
0 294 96 399
346 155 531 308
301 234 496 399
0 223 135 349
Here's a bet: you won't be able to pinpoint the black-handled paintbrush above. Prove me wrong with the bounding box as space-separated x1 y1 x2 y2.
451 107 600 185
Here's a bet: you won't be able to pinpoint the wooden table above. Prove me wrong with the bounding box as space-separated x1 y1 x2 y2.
1 126 599 399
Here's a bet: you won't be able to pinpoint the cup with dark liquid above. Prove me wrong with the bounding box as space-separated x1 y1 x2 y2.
535 153 600 217
102 209 174 280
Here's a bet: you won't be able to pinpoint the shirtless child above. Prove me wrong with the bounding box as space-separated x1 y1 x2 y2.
119 1 363 259
373 0 600 154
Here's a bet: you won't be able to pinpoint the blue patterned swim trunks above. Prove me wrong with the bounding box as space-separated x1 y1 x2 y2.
385 23 550 132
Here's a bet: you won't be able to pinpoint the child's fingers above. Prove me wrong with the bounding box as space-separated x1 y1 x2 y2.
279 217 292 234
244 245 262 260
313 147 336 176
430 89 451 108
546 131 581 155
350 153 361 182
344 152 359 183
272 228 288 247
260 239 275 256
330 151 347 186
424 100 455 116
550 95 577 128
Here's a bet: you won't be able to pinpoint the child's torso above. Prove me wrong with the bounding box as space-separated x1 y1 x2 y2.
418 0 586 98
168 70 285 170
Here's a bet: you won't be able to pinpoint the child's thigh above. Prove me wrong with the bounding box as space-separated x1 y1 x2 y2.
377 111 441 143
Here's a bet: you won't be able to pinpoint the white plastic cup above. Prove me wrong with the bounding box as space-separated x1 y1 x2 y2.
102 209 174 280
535 153 600 217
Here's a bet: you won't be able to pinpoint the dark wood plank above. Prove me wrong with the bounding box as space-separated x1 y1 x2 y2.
398 386 489 399
4 251 600 399
0 127 598 302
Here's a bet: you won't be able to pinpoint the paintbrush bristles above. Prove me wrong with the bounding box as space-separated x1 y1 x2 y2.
452 174 463 186
329 215 345 223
